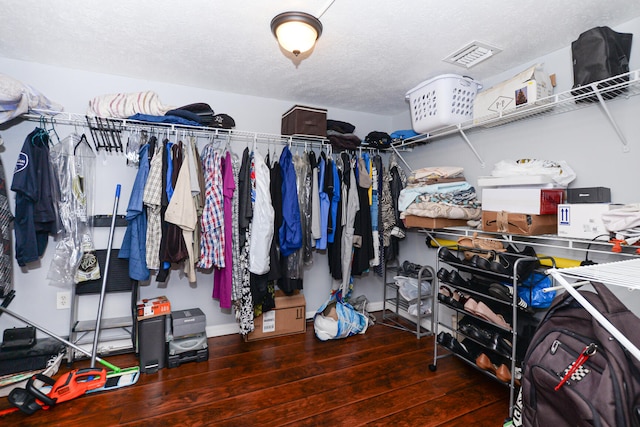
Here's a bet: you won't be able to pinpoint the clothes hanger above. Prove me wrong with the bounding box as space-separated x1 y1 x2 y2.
31 117 49 146
74 133 94 155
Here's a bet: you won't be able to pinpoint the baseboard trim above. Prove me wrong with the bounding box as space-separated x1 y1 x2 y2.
205 300 384 338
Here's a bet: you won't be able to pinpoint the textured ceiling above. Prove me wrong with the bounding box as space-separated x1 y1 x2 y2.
1 0 639 116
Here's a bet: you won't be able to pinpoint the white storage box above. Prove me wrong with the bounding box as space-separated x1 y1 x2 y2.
477 175 556 188
405 74 481 134
481 188 564 215
557 203 622 239
473 64 553 124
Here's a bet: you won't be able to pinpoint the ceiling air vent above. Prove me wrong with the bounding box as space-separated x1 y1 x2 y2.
443 41 502 68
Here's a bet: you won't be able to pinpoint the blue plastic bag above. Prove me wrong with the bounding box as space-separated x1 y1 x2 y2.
518 272 556 309
314 292 369 341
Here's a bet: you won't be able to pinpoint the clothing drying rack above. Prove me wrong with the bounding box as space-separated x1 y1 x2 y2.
546 258 640 362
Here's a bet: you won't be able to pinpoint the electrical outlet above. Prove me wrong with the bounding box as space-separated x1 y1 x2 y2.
56 291 71 309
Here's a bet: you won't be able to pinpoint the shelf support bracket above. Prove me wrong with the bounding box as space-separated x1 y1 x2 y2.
390 143 413 172
591 83 630 153
457 125 485 168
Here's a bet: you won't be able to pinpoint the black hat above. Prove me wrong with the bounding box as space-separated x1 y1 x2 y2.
210 113 235 129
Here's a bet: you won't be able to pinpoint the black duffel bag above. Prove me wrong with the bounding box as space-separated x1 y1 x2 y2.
571 26 633 103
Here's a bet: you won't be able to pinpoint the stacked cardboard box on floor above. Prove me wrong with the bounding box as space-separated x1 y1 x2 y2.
245 290 306 342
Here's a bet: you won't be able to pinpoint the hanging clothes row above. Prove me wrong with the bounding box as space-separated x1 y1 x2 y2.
11 118 405 337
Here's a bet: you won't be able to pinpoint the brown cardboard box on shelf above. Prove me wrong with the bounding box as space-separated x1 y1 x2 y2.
402 215 468 229
244 291 306 342
482 211 557 236
281 105 327 137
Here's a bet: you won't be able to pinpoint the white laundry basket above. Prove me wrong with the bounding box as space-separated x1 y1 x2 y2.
405 74 481 134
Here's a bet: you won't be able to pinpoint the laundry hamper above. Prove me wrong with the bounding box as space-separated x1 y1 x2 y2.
405 74 481 134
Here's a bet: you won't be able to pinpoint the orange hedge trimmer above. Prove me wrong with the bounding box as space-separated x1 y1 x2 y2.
2 368 107 415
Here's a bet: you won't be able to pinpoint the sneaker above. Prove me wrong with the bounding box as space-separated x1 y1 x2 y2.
488 283 533 313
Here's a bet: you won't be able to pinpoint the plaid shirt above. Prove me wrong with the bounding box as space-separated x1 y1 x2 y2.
143 141 163 270
199 145 225 269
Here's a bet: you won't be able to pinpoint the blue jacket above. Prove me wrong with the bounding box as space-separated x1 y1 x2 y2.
119 144 150 281
328 159 340 243
278 146 302 257
316 156 329 250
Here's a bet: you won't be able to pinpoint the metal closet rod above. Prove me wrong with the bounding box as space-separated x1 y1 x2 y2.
24 110 334 148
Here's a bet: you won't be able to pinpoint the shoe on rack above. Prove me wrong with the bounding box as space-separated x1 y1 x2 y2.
448 336 470 359
458 322 493 345
469 254 492 271
474 301 511 330
438 247 462 264
489 333 513 357
495 363 512 383
506 245 540 281
447 270 469 288
463 298 479 314
437 331 453 348
436 267 450 283
438 285 464 309
401 260 425 278
475 353 512 383
452 289 471 306
490 256 512 276
488 283 534 314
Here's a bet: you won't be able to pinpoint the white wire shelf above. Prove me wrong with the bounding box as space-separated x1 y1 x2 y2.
547 258 640 290
393 69 640 151
25 110 331 146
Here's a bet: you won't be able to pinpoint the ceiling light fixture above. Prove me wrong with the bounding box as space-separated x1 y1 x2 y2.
271 11 323 57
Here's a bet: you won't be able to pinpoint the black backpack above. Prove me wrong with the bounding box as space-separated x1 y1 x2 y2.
571 26 633 102
519 282 640 426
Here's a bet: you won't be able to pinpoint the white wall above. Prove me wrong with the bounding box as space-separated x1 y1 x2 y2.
390 17 640 311
0 57 392 340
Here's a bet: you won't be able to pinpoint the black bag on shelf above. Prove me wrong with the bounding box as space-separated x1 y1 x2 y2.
571 26 633 103
519 282 640 427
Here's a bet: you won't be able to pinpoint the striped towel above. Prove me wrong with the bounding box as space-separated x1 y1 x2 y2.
87 90 174 118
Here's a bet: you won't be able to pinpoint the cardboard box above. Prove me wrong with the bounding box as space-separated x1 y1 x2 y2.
281 105 327 137
137 296 171 320
557 203 621 239
402 215 468 229
171 308 206 338
473 64 553 123
567 187 611 204
482 211 557 236
245 291 306 341
481 188 564 215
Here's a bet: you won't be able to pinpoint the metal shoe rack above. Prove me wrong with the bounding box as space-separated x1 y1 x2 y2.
381 259 435 339
429 245 555 419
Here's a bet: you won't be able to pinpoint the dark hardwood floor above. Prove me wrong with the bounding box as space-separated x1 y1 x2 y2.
0 313 509 426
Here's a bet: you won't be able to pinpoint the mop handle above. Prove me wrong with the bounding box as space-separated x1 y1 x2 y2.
0 306 120 372
90 184 121 368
